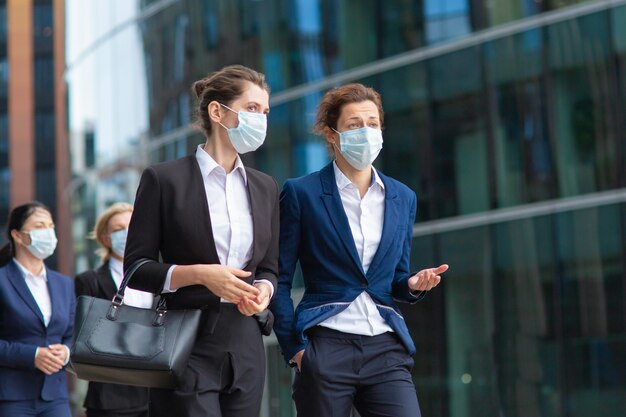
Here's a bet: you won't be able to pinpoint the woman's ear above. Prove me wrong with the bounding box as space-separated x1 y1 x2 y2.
10 229 26 246
323 126 337 145
208 101 223 123
102 234 112 250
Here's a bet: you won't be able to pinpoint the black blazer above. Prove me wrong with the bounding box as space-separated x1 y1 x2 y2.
75 262 149 412
124 154 279 325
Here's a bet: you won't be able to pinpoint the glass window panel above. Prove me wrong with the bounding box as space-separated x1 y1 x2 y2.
485 0 542 27
612 6 626 54
403 234 447 416
380 0 425 56
0 4 7 44
548 11 621 196
429 47 489 218
34 58 54 107
494 215 559 417
486 29 555 207
0 58 8 100
424 0 471 45
556 204 626 416
377 63 433 221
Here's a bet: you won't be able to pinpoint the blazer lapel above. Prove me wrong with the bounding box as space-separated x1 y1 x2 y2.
47 268 63 328
6 261 45 326
243 169 259 274
319 164 365 275
96 262 118 299
191 155 221 263
367 173 401 276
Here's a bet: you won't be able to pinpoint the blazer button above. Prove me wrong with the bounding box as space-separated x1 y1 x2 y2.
361 283 367 288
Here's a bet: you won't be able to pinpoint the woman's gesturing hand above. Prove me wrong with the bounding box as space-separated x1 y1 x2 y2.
408 264 448 292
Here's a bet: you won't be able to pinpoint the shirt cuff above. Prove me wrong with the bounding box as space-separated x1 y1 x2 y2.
162 265 178 293
62 345 70 366
34 347 39 365
253 279 274 299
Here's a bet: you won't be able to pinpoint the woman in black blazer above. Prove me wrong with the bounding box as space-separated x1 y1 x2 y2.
75 203 153 417
124 65 279 417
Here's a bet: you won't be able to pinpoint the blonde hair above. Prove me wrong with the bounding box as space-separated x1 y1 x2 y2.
89 202 133 262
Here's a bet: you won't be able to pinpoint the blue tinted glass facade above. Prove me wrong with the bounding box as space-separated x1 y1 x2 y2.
33 0 56 267
33 0 56 212
67 1 626 416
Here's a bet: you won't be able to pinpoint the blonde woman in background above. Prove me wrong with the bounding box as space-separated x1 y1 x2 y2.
74 203 153 417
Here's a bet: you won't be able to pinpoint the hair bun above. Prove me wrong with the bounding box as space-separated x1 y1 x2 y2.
193 79 208 98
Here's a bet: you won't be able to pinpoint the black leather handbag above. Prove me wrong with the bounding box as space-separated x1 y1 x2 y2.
70 259 202 389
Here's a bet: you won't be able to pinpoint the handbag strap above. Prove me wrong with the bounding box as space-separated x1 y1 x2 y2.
111 258 153 307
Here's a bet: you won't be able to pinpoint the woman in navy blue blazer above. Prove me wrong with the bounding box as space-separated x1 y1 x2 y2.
270 83 448 417
0 202 75 417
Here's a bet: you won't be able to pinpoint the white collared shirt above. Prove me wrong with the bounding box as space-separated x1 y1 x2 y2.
13 258 70 365
195 145 254 269
109 257 154 309
13 258 52 326
318 162 394 335
163 145 273 298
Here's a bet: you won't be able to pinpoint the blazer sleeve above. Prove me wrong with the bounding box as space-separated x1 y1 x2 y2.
0 340 38 369
62 280 76 348
269 180 307 363
252 177 279 295
125 167 174 294
74 270 98 297
392 191 425 303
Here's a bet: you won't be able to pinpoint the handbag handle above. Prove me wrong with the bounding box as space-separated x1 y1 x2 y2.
108 258 168 325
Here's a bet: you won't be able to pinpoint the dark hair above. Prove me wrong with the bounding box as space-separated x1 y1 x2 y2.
313 83 385 134
0 201 51 267
192 64 270 137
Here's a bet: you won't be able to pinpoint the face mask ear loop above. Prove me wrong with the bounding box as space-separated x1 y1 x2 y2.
329 128 341 156
217 103 238 131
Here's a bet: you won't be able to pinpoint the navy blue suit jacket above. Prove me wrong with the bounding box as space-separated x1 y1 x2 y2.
0 260 75 401
270 163 425 363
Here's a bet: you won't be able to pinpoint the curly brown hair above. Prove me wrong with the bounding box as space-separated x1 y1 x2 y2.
313 83 384 135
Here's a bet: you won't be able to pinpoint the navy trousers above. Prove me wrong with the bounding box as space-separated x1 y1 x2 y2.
0 398 71 417
293 327 421 417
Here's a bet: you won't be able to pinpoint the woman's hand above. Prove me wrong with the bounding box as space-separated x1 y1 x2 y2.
408 264 448 292
237 282 272 316
292 349 305 371
196 265 259 304
34 346 65 375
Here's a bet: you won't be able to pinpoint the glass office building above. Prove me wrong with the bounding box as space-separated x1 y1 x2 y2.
66 1 626 416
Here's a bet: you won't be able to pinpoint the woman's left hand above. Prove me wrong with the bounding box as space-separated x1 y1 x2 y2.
408 264 448 292
237 282 272 316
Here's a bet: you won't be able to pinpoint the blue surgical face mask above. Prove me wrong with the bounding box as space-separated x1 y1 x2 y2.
218 103 267 154
110 229 128 258
332 126 384 170
24 228 57 260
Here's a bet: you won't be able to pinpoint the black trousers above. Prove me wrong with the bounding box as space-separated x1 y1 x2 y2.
86 410 148 417
293 327 421 417
148 304 265 417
